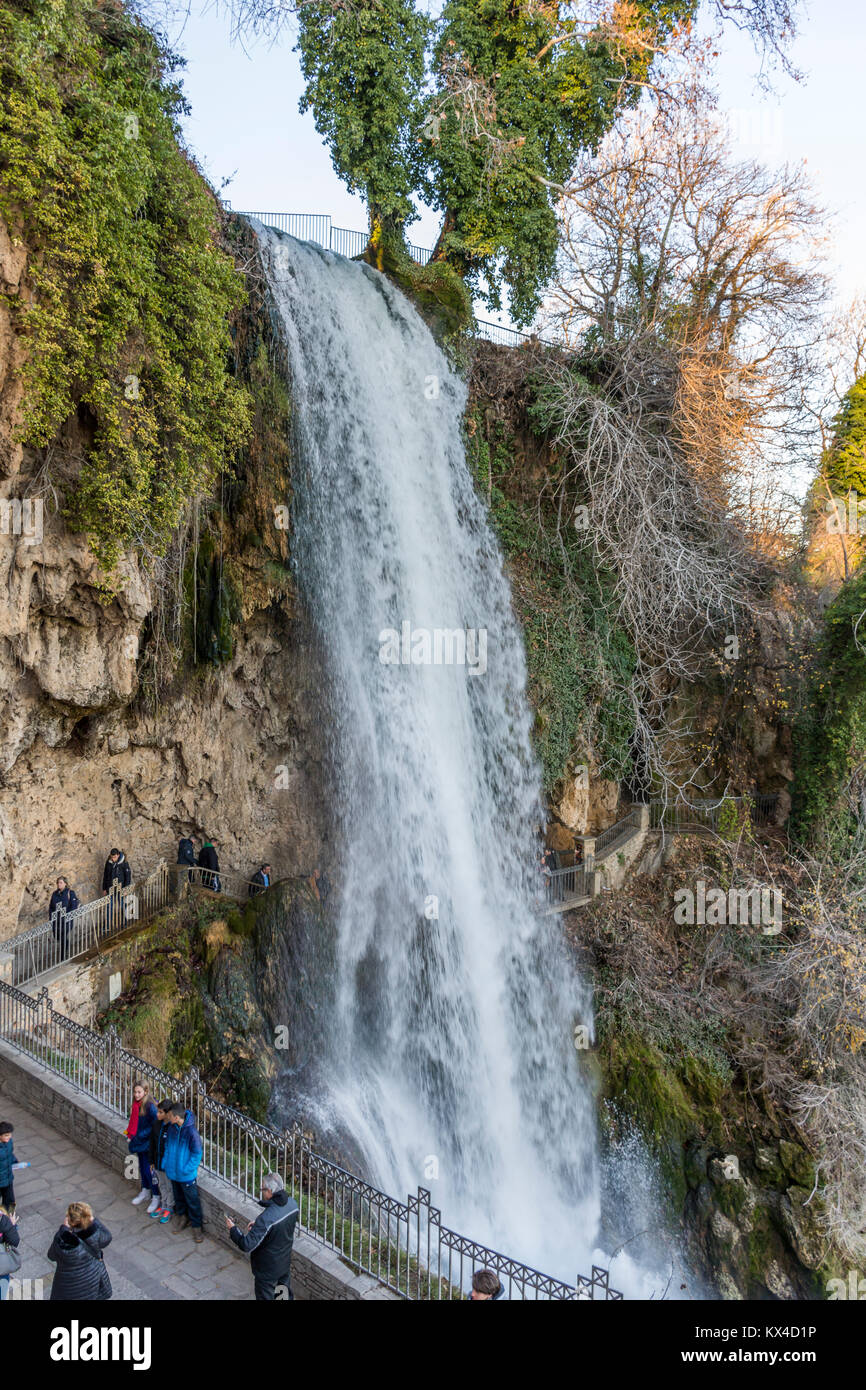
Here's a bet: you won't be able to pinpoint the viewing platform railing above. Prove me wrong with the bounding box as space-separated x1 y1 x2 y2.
2 862 275 990
646 794 779 835
235 209 554 349
0 980 621 1301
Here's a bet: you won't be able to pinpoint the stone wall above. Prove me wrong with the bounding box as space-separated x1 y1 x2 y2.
0 1042 398 1301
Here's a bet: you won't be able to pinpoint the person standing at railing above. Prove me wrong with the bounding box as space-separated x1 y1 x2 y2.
226 1173 299 1301
162 1103 204 1243
176 834 197 895
125 1082 162 1215
102 848 131 933
49 877 80 962
248 864 271 897
147 1100 173 1225
197 839 220 893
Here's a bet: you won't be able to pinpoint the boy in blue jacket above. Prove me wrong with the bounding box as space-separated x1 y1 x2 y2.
161 1104 204 1243
0 1123 27 1213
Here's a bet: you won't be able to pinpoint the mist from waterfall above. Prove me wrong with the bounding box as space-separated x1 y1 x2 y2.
255 223 601 1280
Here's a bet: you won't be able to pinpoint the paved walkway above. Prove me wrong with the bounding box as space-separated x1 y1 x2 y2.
1 1095 253 1300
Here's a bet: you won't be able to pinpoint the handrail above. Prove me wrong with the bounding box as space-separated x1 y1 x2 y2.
0 979 621 1301
646 794 779 834
3 860 284 989
235 210 554 346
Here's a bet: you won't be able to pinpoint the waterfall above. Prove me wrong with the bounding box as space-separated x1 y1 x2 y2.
256 224 600 1278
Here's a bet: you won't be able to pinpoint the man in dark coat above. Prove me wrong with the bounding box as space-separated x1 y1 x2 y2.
102 849 131 933
176 835 197 896
49 877 80 961
47 1202 112 1301
197 839 220 892
248 864 271 897
226 1173 299 1300
102 849 131 893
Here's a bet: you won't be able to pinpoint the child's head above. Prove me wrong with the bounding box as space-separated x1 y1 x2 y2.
66 1202 93 1229
0 1123 13 1144
156 1098 172 1119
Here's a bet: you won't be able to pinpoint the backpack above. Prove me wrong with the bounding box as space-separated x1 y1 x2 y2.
178 838 195 866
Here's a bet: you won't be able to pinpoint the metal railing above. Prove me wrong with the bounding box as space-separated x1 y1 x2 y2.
0 980 620 1301
593 807 644 860
3 862 278 989
236 211 556 345
647 794 779 835
4 863 171 989
239 210 433 267
546 863 595 907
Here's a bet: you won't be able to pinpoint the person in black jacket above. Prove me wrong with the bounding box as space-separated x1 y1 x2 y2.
49 877 80 961
102 849 131 893
198 839 220 892
226 1173 299 1300
176 835 197 896
0 1208 20 1302
47 1202 112 1301
248 865 271 897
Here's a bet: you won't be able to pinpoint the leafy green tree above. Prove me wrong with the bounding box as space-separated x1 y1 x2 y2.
424 0 698 324
295 0 430 226
823 372 866 501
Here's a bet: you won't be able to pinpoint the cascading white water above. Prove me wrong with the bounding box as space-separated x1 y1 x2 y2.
256 224 600 1278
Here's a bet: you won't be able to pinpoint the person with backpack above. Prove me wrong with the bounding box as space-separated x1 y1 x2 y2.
248 864 271 897
226 1173 299 1300
47 1202 113 1301
125 1082 161 1214
49 876 80 962
0 1208 21 1301
161 1103 204 1242
197 839 220 893
147 1100 173 1224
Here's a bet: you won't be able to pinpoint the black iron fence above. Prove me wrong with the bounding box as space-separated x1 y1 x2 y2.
0 981 621 1301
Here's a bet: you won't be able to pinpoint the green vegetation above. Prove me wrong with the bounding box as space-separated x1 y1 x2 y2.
0 0 251 571
296 0 430 227
792 564 866 850
184 529 243 667
822 372 866 501
289 0 698 323
466 396 635 792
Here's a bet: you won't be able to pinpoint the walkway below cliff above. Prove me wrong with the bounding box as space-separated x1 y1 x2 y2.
0 1095 254 1301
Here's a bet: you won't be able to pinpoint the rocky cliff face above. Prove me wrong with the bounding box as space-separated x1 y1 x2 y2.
0 214 329 933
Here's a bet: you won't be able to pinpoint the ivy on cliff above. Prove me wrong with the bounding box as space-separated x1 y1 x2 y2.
466 403 635 792
0 0 251 571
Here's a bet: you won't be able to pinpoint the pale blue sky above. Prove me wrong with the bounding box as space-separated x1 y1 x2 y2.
164 1 865 312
